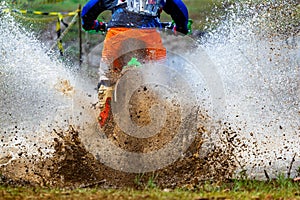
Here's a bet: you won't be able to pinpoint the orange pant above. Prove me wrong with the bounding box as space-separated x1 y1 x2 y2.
101 28 166 72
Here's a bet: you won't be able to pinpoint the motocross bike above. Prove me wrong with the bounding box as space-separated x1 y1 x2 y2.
81 19 209 174
86 20 193 135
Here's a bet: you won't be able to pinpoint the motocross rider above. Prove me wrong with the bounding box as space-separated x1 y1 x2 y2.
81 0 189 127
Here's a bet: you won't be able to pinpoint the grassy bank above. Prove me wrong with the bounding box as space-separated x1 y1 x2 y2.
1 179 300 199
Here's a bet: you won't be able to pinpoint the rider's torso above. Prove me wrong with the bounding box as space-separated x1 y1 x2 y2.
107 0 163 28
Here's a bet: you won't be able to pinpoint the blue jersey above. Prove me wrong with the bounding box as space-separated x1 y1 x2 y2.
82 0 189 34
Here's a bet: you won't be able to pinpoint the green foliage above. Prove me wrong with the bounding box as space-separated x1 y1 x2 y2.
275 173 295 189
134 173 144 188
1 178 300 200
162 0 222 29
146 174 158 189
134 173 158 190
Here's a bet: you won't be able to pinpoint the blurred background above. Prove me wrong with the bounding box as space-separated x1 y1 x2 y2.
7 0 224 66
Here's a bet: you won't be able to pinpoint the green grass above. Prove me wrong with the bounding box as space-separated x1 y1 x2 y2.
1 179 300 199
182 0 222 29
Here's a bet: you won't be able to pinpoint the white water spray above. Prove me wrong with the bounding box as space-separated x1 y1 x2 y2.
202 1 299 178
0 3 97 164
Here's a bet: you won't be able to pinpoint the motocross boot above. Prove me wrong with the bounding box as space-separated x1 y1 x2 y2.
97 80 114 128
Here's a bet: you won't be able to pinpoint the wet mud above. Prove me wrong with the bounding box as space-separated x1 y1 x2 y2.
0 127 237 189
0 86 238 189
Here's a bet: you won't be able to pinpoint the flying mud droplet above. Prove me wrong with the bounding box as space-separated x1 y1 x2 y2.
54 79 75 96
0 155 12 166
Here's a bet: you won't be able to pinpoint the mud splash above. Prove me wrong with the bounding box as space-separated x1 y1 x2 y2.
0 0 299 189
0 124 237 189
0 1 237 188
0 73 237 189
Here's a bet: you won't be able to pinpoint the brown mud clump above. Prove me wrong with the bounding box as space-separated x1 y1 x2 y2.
0 126 136 188
0 124 238 189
